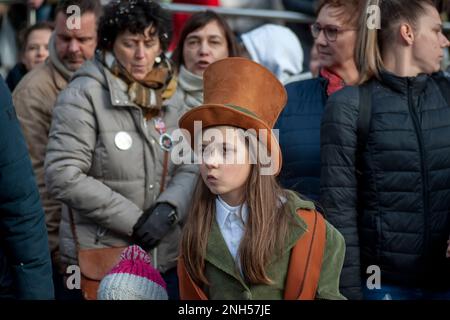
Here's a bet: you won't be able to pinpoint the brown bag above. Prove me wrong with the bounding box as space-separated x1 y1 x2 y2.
78 247 126 300
68 208 126 300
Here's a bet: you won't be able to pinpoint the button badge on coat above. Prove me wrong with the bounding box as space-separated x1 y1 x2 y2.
159 133 173 152
115 132 133 150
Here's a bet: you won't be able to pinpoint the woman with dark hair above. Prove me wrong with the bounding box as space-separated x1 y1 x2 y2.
45 0 197 300
168 10 239 110
321 0 450 300
6 21 53 91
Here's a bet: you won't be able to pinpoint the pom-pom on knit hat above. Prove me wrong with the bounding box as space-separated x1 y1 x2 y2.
97 245 168 300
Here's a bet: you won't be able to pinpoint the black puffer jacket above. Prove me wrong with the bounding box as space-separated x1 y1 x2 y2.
320 71 450 300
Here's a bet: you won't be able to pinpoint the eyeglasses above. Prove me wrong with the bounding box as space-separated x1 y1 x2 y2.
310 23 356 42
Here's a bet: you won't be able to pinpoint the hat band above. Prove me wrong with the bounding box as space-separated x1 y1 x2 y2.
224 104 260 120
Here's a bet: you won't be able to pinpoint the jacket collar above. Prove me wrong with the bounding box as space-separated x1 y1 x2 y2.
67 57 132 108
206 217 246 286
205 191 313 287
101 62 137 108
320 68 346 96
379 69 429 96
46 59 68 91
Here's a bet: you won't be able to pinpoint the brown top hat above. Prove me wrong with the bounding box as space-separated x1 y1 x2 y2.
178 57 287 175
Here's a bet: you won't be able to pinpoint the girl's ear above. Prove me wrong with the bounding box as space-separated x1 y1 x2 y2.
399 23 415 46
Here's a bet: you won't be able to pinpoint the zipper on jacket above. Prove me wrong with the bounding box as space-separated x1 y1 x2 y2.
407 80 431 258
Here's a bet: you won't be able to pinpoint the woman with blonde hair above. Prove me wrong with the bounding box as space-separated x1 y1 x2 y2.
321 0 450 300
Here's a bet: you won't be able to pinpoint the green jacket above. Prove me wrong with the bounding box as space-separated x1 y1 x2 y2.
202 191 347 300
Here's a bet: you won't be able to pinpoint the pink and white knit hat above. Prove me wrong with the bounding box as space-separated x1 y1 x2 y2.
97 245 168 300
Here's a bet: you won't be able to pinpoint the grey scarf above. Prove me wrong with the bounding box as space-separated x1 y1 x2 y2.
48 33 74 81
177 65 203 108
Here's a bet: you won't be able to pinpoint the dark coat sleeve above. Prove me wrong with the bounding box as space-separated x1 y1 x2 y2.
320 86 363 300
275 79 327 201
0 76 54 299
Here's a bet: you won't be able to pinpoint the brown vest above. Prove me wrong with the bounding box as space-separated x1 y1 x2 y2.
178 209 327 300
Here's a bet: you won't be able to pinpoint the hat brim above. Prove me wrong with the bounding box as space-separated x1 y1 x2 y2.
179 104 282 176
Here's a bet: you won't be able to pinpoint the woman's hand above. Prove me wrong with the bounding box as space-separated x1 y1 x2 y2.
132 203 178 250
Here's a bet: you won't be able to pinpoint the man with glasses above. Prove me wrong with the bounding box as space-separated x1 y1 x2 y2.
275 0 361 298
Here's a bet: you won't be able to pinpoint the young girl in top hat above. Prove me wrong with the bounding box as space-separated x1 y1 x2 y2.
177 57 346 300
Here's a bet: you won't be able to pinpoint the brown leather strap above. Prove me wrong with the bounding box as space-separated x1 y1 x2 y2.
177 257 208 300
144 110 170 195
160 151 169 194
178 209 327 300
68 206 80 253
284 209 327 300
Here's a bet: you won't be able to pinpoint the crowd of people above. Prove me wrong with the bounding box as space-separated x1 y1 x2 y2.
0 0 449 301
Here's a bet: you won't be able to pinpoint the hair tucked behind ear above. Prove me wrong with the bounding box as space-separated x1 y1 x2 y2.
357 0 435 84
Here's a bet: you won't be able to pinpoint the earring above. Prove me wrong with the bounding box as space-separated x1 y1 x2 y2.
155 56 162 64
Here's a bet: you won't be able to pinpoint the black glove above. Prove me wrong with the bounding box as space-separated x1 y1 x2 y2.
132 203 178 250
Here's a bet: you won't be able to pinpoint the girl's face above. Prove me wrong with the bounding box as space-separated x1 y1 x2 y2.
411 4 450 74
199 126 251 206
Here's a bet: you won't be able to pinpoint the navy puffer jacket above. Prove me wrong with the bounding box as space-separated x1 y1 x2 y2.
276 77 328 201
0 76 54 299
320 71 450 300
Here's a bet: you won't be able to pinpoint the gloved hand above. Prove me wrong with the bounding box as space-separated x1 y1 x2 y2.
132 203 178 250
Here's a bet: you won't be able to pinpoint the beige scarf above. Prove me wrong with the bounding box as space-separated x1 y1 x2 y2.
177 65 204 108
48 33 74 81
102 51 177 118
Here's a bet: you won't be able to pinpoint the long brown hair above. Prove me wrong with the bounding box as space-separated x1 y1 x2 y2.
357 0 435 83
180 160 293 287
